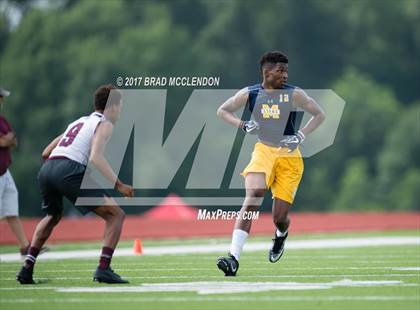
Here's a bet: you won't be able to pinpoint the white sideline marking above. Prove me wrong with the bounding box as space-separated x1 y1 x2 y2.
1 266 419 274
0 236 419 262
55 280 403 294
1 274 419 281
1 284 416 291
1 296 419 303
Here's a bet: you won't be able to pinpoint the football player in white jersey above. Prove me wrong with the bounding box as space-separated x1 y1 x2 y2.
17 84 134 284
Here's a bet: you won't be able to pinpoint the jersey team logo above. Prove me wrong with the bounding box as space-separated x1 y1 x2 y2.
261 104 280 119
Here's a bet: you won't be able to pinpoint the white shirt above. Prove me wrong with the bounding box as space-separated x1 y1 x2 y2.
49 112 105 165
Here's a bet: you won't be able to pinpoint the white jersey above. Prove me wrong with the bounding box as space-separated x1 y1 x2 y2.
49 112 105 165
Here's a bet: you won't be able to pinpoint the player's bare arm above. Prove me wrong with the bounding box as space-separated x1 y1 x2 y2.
11 135 17 148
41 134 63 160
0 131 17 147
89 121 134 198
279 89 325 152
9 131 18 148
217 88 250 129
293 88 325 137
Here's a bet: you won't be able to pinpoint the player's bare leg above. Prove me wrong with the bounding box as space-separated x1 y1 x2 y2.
92 197 128 284
30 214 62 249
269 198 291 262
16 213 61 284
231 172 266 255
217 173 266 276
5 216 29 254
92 199 125 249
234 172 266 233
272 198 291 233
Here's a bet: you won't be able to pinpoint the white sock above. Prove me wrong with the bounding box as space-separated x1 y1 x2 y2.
229 229 248 260
276 229 288 237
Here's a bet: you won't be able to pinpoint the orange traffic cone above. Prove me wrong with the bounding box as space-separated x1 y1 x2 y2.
133 239 143 255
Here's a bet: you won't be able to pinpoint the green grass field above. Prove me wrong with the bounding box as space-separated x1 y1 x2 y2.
1 231 419 310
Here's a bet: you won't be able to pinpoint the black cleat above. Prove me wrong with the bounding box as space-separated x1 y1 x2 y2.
269 231 288 263
217 253 239 276
93 267 129 284
16 266 35 284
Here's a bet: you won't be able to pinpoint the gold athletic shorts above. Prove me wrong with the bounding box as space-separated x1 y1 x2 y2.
241 142 304 203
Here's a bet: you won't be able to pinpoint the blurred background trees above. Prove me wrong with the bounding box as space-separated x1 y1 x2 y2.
0 0 418 215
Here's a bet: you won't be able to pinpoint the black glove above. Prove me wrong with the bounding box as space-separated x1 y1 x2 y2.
279 130 305 152
241 120 260 134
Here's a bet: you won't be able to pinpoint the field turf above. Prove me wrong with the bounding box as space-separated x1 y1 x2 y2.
1 231 419 310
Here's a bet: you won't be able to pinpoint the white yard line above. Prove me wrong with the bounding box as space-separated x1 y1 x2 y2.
392 267 420 271
0 280 417 295
53 280 410 294
1 266 419 273
0 236 419 262
1 273 419 281
0 296 419 303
